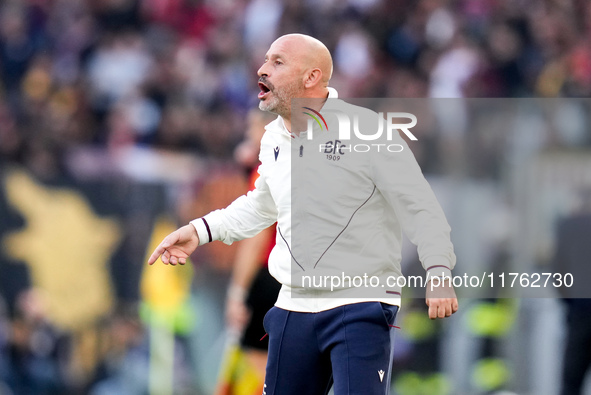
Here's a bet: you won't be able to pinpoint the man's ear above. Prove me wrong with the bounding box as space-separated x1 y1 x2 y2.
304 68 322 88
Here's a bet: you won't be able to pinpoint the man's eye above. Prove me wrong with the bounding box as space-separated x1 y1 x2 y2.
275 61 283 66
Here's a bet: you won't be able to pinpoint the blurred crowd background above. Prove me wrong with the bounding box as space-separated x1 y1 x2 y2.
1 0 591 394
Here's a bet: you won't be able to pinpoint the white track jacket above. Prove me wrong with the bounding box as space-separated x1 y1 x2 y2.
192 88 456 312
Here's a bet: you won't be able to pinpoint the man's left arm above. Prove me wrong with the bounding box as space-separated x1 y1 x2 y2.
425 277 458 319
370 133 458 319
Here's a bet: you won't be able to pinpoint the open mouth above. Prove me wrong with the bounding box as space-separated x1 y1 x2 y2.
258 81 271 99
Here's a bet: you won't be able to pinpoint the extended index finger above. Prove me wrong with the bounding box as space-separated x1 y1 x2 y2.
148 231 180 265
147 244 167 265
148 236 175 265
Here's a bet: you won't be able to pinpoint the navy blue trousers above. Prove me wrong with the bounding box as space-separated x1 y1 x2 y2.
262 302 398 395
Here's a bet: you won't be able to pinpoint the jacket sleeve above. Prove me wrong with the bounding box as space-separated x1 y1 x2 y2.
370 133 456 279
190 167 278 245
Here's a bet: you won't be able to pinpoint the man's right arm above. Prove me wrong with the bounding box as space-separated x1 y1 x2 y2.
148 169 277 266
190 169 277 246
147 223 200 265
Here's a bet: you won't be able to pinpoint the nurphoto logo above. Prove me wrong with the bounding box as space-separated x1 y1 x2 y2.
302 107 418 153
303 110 418 141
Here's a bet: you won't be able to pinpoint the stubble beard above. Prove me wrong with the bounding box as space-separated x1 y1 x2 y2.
259 79 304 119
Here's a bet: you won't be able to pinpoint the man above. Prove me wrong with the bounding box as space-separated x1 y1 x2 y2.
553 189 591 395
148 34 458 395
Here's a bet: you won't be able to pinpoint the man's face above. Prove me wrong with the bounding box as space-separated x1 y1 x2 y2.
257 39 305 118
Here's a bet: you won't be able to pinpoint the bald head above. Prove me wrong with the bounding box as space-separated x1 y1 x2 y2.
257 34 333 123
271 34 333 86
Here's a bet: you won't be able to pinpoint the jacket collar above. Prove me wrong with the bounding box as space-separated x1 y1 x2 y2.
265 87 339 138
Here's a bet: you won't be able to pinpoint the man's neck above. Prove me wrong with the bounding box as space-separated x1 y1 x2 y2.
284 89 330 136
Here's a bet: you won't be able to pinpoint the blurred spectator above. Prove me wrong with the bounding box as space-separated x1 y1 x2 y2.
0 3 37 96
0 295 9 393
89 309 148 395
86 32 153 110
553 189 591 395
4 289 69 395
215 109 278 395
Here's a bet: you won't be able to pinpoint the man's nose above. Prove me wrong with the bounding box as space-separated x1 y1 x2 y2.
257 63 269 78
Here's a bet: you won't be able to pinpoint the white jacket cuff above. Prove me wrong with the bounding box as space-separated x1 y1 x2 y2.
190 218 213 246
424 256 453 280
